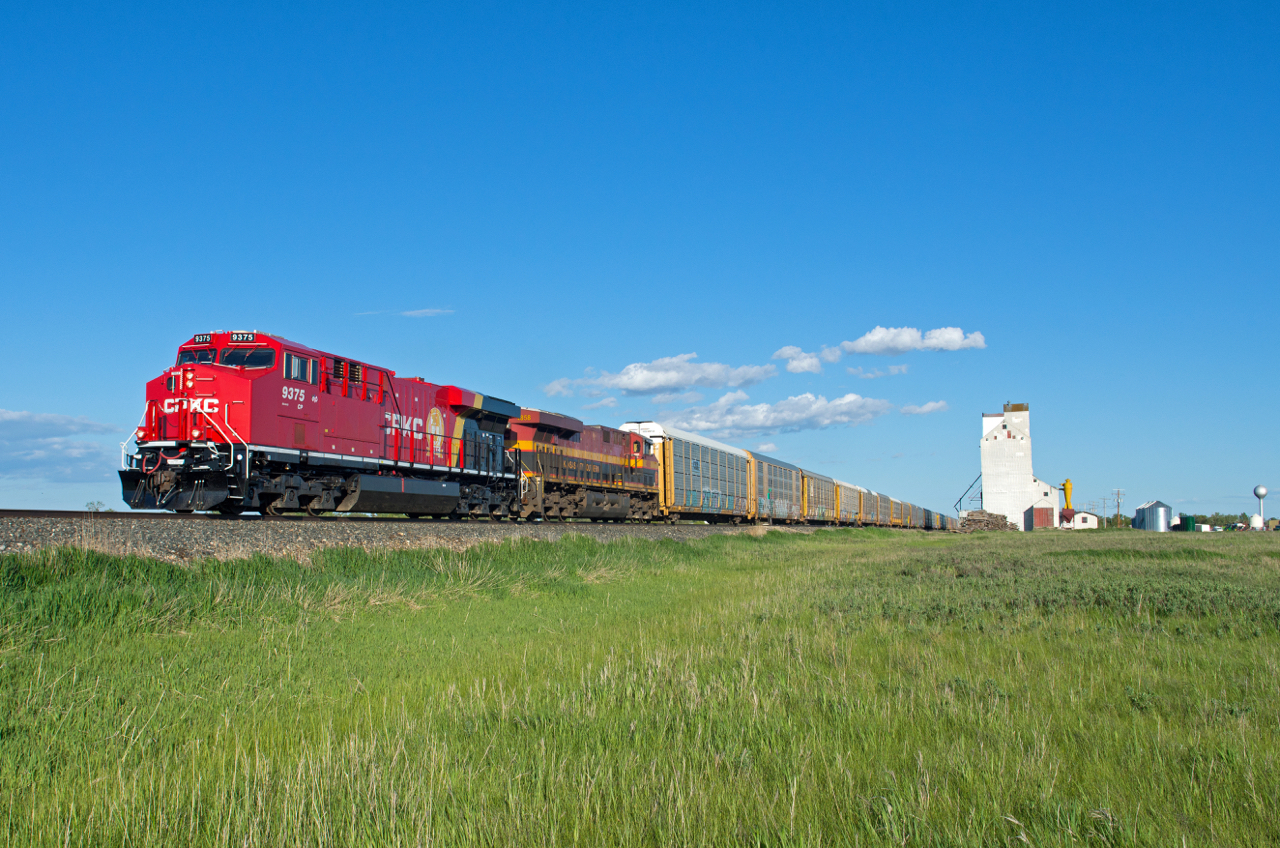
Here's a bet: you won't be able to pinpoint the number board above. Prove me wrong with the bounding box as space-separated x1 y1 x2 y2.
229 332 256 342
192 334 212 344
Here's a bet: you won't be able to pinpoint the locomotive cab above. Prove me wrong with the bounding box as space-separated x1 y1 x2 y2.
121 331 291 512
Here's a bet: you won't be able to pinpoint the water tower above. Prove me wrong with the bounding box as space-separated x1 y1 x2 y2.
1256 485 1268 527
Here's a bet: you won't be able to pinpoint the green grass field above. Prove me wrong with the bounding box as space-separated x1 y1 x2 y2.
2 528 1278 846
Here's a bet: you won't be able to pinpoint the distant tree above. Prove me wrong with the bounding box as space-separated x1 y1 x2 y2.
1190 512 1249 528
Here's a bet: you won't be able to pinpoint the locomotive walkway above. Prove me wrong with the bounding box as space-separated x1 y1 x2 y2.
0 510 816 562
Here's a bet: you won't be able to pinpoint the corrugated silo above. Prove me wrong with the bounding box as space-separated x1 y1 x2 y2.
1132 501 1173 532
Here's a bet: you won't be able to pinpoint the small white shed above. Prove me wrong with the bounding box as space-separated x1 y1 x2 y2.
1069 512 1099 529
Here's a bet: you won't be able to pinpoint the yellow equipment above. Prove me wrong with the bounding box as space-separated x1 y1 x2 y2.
1062 479 1073 511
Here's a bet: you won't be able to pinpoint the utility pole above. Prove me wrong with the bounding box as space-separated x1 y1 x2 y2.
1099 496 1111 529
1113 488 1125 528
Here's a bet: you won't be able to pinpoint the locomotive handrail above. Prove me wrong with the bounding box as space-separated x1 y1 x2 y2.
120 408 148 469
200 406 249 474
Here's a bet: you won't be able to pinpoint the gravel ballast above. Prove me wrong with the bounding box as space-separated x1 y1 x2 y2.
0 514 815 563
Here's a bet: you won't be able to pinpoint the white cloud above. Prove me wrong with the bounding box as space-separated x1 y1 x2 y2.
848 364 910 380
772 346 823 374
543 378 574 397
756 442 778 452
582 397 618 410
819 347 843 363
400 308 454 318
0 410 119 440
544 353 775 397
663 390 892 437
0 410 121 482
652 391 704 405
901 400 949 415
840 326 986 356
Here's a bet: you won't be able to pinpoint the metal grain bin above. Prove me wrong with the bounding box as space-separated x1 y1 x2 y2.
1132 501 1173 532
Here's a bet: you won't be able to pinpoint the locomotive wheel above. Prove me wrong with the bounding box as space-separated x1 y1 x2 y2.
305 502 326 517
261 500 281 517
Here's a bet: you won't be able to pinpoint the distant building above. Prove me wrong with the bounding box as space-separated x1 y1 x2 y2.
979 402 1060 531
1132 501 1173 532
1068 511 1099 529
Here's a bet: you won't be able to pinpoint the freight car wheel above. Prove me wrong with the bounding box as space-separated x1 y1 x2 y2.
306 503 326 517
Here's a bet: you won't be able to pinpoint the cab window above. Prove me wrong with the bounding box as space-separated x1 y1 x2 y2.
219 347 276 369
284 351 318 383
178 348 216 365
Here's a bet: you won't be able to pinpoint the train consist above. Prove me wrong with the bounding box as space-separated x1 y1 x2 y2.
119 332 956 530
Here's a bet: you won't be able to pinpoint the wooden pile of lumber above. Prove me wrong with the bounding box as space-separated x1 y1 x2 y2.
958 510 1020 533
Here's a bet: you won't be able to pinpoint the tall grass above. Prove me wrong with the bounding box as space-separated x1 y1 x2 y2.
1 529 1278 845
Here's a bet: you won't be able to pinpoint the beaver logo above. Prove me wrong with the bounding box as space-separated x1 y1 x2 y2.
427 408 446 460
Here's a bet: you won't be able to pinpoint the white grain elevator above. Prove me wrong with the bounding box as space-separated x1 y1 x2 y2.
979 402 1060 531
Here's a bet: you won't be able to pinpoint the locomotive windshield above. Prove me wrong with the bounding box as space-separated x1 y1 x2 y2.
177 348 216 365
219 347 277 369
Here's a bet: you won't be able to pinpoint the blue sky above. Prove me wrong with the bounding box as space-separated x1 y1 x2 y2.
1 1 1276 517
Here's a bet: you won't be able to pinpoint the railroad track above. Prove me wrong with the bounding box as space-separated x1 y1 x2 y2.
0 509 681 525
0 508 744 561
0 509 488 524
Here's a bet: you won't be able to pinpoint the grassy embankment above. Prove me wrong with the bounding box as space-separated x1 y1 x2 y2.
2 528 1279 846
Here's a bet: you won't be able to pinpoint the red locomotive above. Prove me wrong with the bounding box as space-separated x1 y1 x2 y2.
121 331 524 517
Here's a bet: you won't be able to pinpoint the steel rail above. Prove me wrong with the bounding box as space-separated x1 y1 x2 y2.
0 509 685 525
0 509 454 523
